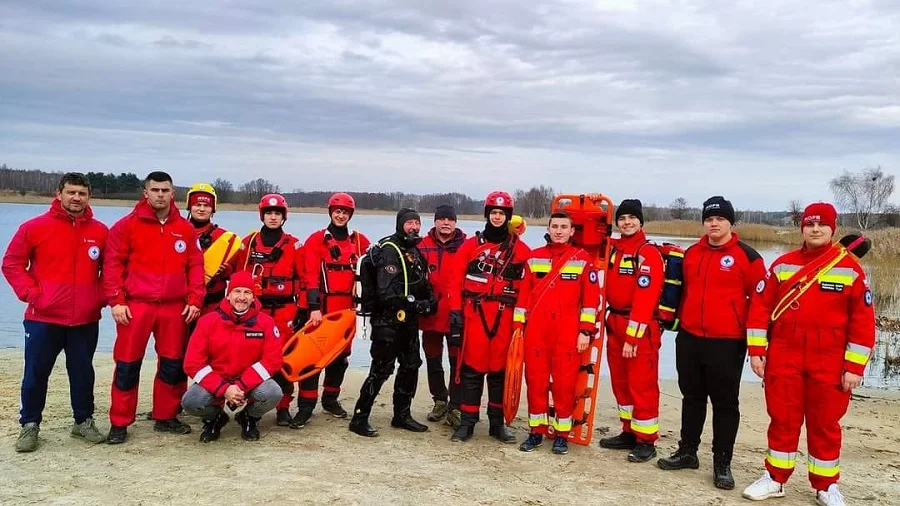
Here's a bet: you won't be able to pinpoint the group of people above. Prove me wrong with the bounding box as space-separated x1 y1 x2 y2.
3 171 875 506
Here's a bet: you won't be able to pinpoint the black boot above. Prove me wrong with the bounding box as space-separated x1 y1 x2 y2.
106 425 128 445
275 408 291 427
289 408 312 429
199 411 229 443
349 375 383 438
488 416 516 444
391 391 428 433
235 411 260 441
450 413 476 442
713 453 735 490
349 415 379 437
153 418 192 434
599 431 637 450
628 443 657 463
657 443 700 470
322 395 348 419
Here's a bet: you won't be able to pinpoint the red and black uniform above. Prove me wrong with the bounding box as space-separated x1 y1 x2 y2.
229 227 305 410
513 243 600 438
747 246 874 490
449 228 531 430
674 232 765 458
605 230 665 443
298 224 370 413
417 227 466 406
192 219 232 316
3 199 108 427
103 199 205 427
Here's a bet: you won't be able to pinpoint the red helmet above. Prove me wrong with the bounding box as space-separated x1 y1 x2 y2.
328 192 356 216
484 190 514 218
259 193 288 221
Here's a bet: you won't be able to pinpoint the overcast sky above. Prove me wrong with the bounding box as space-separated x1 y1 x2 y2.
1 1 898 210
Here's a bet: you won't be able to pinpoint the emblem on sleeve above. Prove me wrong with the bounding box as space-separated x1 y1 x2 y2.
864 290 873 306
589 271 598 283
637 275 651 288
756 280 765 293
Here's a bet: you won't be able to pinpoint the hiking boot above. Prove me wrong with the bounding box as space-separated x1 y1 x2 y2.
445 408 462 430
391 415 429 432
628 443 657 463
15 423 39 453
427 400 449 422
349 416 378 437
552 436 569 455
275 408 292 427
322 397 348 418
289 409 312 429
71 418 106 443
153 418 192 435
519 433 544 452
713 453 735 490
235 411 260 441
199 412 229 443
816 484 846 506
742 471 786 501
599 431 637 450
657 445 700 470
106 425 128 445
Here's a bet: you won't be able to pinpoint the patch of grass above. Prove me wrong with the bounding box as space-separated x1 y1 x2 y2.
643 220 798 245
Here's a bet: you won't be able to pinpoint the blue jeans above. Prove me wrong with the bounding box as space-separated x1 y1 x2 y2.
20 320 99 425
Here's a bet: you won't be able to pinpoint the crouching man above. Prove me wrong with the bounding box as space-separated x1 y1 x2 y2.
182 271 284 442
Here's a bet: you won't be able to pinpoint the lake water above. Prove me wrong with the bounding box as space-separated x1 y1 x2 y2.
0 202 895 388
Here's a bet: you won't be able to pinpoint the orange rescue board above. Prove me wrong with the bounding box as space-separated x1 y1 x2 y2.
503 328 525 426
281 309 357 382
546 193 614 446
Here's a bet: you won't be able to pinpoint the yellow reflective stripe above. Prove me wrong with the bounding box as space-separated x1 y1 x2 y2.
747 328 768 348
774 263 802 281
819 267 859 286
664 278 682 286
668 250 684 258
625 320 646 338
808 456 840 478
580 307 596 323
528 413 549 428
844 343 871 366
560 259 586 275
513 307 526 324
620 259 634 268
617 405 633 420
630 417 659 435
552 416 573 432
659 304 676 312
528 258 551 273
766 449 797 470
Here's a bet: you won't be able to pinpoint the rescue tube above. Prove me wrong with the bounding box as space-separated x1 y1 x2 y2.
281 309 357 382
503 328 525 426
547 193 614 446
204 231 240 284
508 214 527 236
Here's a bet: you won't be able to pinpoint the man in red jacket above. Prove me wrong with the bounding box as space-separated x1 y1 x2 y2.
103 171 205 444
3 173 109 452
598 199 665 463
514 212 600 456
657 196 766 490
182 271 283 442
185 183 232 317
741 203 874 506
295 192 370 428
417 204 466 424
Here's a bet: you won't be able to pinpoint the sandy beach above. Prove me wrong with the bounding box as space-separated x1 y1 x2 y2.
1 350 898 505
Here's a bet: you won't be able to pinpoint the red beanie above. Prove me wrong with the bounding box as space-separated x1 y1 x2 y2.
228 271 257 295
189 192 215 212
801 202 837 230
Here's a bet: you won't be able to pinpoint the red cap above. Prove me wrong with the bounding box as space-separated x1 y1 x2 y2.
228 271 257 295
189 192 215 212
801 202 837 230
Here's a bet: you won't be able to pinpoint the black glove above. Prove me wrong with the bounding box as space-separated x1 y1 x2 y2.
291 308 310 331
414 300 435 316
448 310 463 347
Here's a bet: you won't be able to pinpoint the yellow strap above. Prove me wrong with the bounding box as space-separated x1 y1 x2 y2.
380 241 408 298
771 248 849 322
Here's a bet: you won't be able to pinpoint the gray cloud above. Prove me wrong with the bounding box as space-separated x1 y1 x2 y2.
1 1 898 209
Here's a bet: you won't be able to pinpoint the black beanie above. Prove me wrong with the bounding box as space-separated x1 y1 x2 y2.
396 208 421 235
434 204 457 221
702 196 735 224
615 199 644 225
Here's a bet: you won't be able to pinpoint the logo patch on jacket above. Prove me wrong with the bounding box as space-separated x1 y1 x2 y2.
560 273 579 280
819 281 844 293
756 280 765 293
864 290 873 306
637 275 651 288
245 331 264 339
88 245 101 260
720 255 735 270
174 240 187 253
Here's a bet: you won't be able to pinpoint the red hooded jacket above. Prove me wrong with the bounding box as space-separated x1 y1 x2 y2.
2 200 108 326
417 227 467 333
103 199 205 307
183 299 282 397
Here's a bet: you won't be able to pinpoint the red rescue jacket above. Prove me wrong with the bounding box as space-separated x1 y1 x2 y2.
302 226 370 312
183 299 282 397
230 229 306 309
103 199 205 307
678 233 766 339
449 232 532 312
606 230 665 346
2 200 108 326
418 228 467 333
193 221 231 305
746 245 875 375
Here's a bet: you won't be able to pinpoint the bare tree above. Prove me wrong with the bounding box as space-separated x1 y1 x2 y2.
829 167 895 229
238 178 280 204
670 197 688 220
788 200 804 226
211 178 234 203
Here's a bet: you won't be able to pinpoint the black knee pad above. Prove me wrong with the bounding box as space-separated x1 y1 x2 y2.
158 357 187 385
114 360 142 391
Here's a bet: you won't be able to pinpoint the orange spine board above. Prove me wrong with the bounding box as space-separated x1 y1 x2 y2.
280 309 357 382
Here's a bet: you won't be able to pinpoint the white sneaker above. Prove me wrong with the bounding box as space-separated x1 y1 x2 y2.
742 471 786 501
816 484 845 506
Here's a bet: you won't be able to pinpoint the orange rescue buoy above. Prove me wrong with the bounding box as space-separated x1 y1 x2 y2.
503 328 525 426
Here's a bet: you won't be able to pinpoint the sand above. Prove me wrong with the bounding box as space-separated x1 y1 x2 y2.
0 350 898 506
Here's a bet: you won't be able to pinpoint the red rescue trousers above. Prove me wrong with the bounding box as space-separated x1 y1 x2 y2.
524 335 579 438
110 301 188 427
259 304 296 410
764 327 850 490
606 313 661 443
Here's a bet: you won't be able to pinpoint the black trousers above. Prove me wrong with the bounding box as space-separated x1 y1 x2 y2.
353 322 423 418
675 330 747 456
